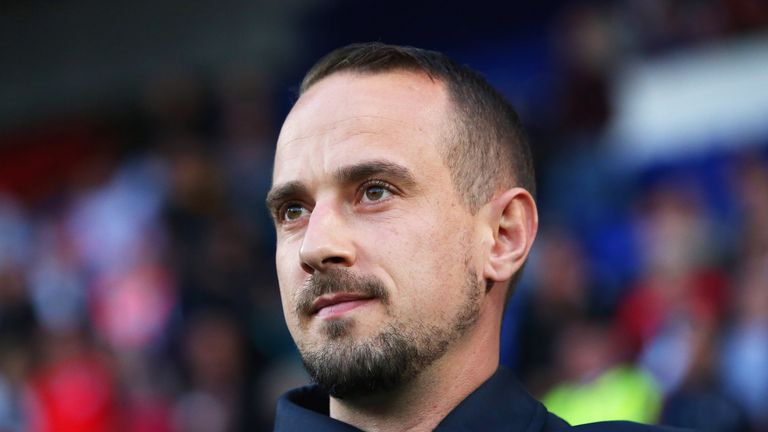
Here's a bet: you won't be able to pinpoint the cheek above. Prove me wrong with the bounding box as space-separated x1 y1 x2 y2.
381 212 472 313
275 241 302 330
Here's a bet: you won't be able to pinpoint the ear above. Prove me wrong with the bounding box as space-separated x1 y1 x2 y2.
483 188 538 283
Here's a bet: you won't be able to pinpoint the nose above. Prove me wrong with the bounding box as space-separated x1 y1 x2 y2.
299 204 356 274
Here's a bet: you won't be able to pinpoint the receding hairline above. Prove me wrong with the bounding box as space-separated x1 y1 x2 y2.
287 67 455 132
290 68 462 152
299 68 449 109
295 42 535 203
299 43 449 95
298 65 518 200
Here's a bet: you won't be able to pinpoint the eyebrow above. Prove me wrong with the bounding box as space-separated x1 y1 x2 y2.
265 159 418 219
265 181 309 219
333 159 417 190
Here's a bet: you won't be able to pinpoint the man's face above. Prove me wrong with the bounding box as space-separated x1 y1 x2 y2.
269 71 487 397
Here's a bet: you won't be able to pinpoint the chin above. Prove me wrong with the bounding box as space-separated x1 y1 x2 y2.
319 317 356 339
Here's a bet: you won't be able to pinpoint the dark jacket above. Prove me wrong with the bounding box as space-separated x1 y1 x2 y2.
274 367 693 431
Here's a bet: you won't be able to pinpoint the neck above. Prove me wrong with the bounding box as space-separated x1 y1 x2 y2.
328 308 501 432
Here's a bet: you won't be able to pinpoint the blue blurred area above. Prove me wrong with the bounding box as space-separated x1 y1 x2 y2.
1 1 768 431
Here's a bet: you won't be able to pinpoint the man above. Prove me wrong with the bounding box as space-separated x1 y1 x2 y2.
268 43 690 431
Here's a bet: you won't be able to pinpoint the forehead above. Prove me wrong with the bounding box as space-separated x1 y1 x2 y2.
273 71 452 185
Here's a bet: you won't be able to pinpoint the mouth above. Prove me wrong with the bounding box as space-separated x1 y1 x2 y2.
310 293 376 319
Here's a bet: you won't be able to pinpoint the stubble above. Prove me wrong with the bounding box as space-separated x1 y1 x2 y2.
295 266 482 399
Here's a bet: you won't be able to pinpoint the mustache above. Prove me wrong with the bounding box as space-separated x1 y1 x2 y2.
295 269 390 316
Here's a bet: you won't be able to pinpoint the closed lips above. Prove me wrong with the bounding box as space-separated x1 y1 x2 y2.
311 294 374 315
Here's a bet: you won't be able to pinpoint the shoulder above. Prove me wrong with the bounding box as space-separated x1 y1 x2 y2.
560 421 695 431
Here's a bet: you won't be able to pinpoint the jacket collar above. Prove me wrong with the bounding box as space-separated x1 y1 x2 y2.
274 367 568 431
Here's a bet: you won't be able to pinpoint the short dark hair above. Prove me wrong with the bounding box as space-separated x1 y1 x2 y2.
300 42 536 213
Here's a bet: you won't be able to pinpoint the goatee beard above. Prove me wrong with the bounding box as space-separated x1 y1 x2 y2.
296 268 481 399
294 268 389 339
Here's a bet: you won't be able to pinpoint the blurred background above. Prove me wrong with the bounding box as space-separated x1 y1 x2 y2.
1 0 767 431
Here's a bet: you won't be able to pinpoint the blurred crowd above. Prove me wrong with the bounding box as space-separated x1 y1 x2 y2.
0 70 291 431
1 0 768 431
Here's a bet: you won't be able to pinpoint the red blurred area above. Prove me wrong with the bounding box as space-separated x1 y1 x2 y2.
26 348 117 432
0 119 114 203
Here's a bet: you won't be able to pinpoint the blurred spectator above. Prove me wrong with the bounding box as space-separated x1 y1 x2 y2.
25 330 118 432
720 255 768 430
619 180 728 368
514 229 593 395
662 315 749 432
0 198 36 432
542 320 662 425
28 220 87 335
173 309 260 432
